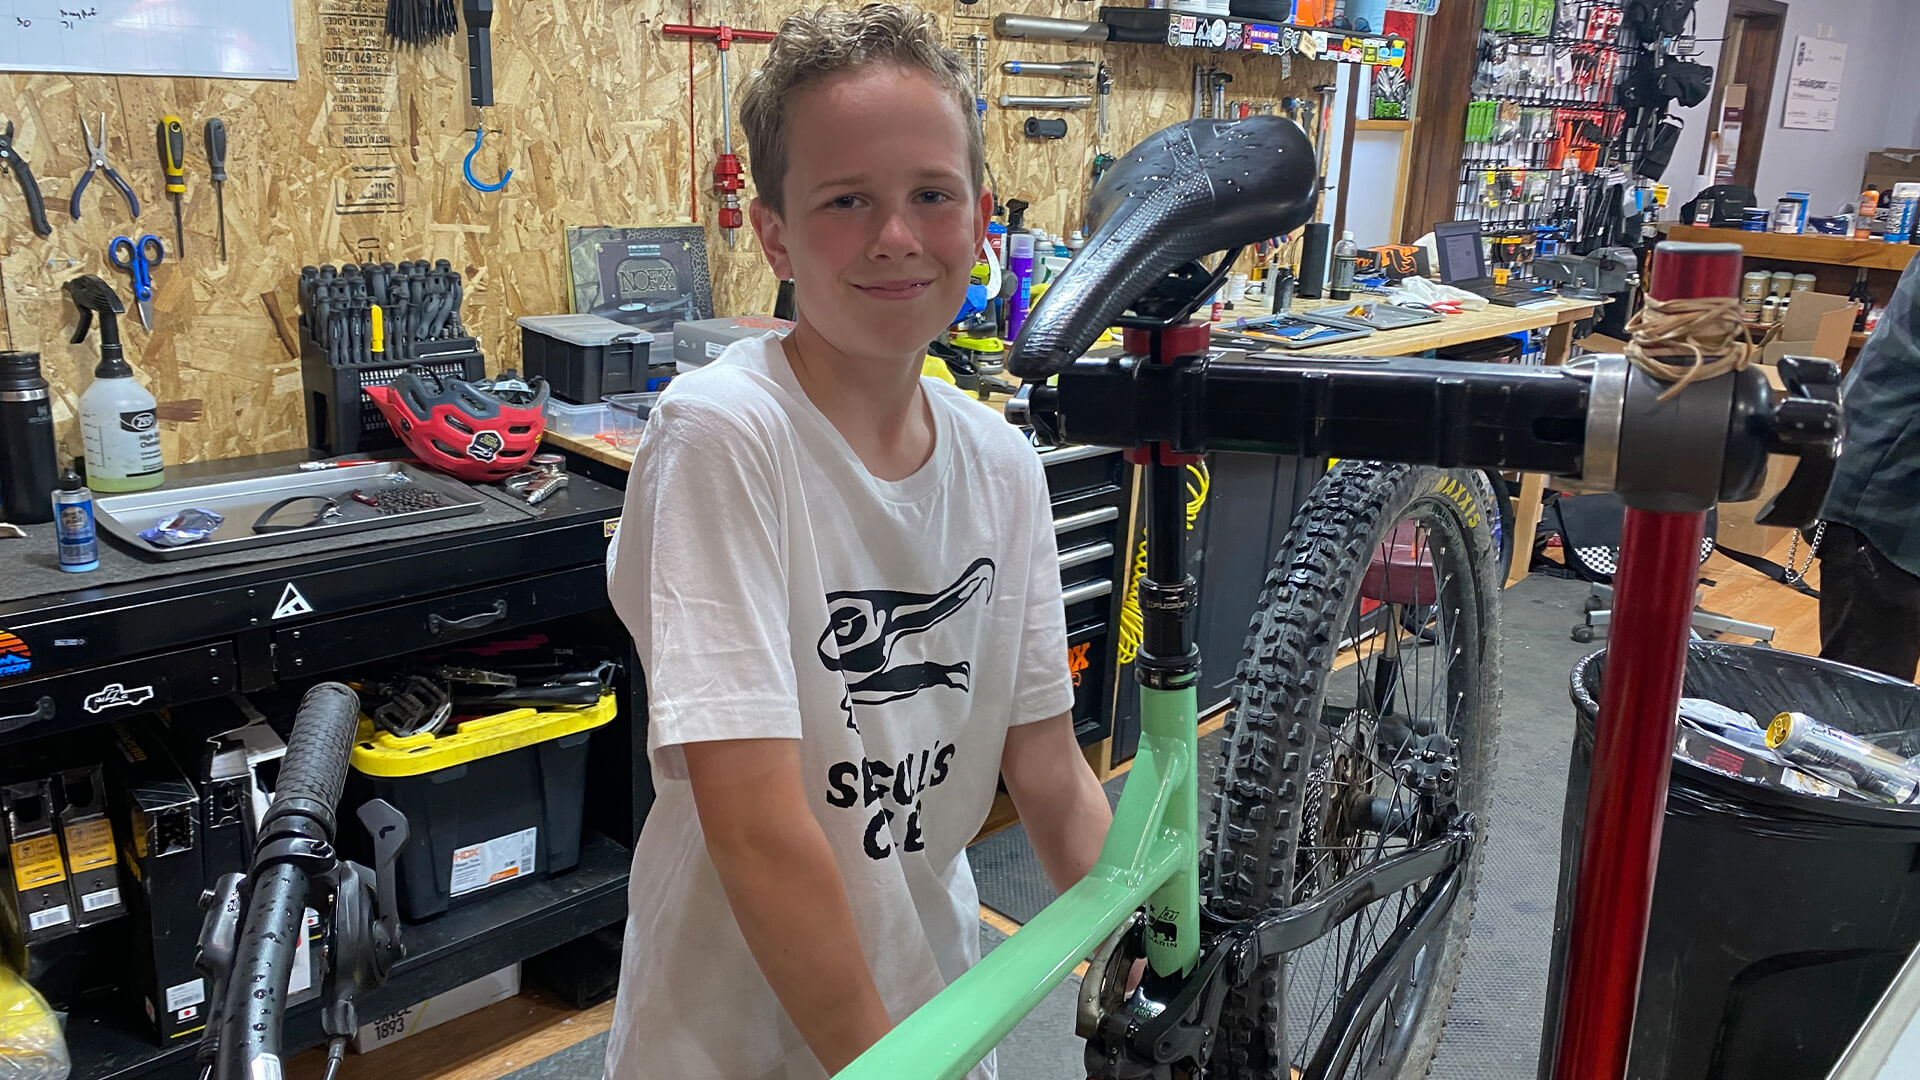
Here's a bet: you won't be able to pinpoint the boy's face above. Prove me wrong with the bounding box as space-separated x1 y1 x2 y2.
751 63 992 366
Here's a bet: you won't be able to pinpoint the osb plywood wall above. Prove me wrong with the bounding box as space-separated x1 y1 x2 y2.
0 0 1335 466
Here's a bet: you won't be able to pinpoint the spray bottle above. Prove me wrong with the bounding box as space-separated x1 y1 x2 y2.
66 275 164 492
1005 199 1035 339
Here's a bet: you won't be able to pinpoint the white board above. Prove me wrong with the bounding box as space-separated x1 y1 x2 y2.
0 1 297 81
1782 36 1845 132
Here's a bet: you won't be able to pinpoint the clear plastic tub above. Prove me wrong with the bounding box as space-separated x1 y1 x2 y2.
543 398 612 439
600 392 660 450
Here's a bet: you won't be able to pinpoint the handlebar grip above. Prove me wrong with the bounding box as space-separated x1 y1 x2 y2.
262 682 361 839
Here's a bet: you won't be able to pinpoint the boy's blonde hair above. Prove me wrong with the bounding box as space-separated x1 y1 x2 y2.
738 3 985 214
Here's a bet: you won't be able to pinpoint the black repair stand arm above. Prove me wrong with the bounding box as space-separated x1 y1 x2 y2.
464 0 495 107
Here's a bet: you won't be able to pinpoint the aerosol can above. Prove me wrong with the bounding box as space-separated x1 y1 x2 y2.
66 275 164 492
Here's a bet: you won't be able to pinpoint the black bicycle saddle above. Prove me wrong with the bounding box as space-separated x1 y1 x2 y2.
1006 115 1320 380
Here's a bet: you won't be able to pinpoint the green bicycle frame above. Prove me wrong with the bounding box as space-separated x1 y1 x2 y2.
836 683 1201 1080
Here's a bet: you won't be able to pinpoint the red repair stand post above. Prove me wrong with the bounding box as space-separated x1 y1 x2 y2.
1548 245 1744 1080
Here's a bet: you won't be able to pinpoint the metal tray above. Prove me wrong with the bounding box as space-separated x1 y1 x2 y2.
94 463 486 561
1212 316 1374 351
1296 302 1445 332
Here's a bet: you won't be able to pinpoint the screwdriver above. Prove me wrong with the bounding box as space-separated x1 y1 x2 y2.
204 118 227 262
157 115 186 255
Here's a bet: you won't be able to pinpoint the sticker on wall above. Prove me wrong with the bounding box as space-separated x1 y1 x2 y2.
1245 23 1279 51
0 631 31 678
1207 19 1229 47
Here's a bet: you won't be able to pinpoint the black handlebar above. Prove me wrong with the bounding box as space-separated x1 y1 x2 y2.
215 682 362 1080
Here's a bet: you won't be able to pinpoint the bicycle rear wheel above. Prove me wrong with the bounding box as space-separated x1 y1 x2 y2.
1203 462 1502 1080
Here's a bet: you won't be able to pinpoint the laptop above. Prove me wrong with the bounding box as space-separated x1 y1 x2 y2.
1432 220 1559 308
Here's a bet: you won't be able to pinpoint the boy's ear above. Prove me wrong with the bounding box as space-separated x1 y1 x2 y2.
974 190 994 249
750 196 794 280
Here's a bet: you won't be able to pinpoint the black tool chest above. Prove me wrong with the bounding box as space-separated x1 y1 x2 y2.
0 460 646 1080
1036 445 1132 755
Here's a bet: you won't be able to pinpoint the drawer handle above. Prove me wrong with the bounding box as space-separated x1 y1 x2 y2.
428 599 509 636
0 697 55 735
1062 579 1113 606
1058 541 1116 571
1053 506 1120 534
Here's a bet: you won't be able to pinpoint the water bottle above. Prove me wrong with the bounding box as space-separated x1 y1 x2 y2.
0 351 58 524
1329 231 1359 301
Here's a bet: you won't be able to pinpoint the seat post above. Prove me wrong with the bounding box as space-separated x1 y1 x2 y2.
1124 324 1209 692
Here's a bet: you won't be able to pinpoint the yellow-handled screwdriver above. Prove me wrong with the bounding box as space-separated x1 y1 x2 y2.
156 115 186 256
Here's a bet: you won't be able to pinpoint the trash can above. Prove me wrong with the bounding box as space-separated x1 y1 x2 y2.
1540 642 1920 1080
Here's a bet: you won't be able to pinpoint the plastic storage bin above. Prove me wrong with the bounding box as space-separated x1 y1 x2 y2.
518 315 653 404
346 694 618 920
542 398 613 439
600 392 660 451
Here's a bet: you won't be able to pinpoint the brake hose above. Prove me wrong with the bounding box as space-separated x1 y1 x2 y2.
217 682 362 1080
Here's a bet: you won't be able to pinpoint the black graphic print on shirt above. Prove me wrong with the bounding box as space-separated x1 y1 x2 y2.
817 556 995 706
818 556 994 860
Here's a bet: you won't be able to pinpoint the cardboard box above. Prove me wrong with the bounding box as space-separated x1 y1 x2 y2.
1864 149 1920 196
351 963 521 1053
1717 364 1796 557
1761 291 1854 367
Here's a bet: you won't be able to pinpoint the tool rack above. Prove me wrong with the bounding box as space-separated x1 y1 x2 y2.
0 453 646 1080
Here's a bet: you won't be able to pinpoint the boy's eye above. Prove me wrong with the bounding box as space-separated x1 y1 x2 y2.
827 194 862 210
917 190 953 205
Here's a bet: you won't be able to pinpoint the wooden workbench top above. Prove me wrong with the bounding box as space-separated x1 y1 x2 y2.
543 296 1603 471
1283 295 1601 356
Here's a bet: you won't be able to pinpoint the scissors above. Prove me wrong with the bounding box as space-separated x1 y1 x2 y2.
109 234 164 331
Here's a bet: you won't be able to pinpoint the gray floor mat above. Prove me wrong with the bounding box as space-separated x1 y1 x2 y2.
1427 573 1594 1079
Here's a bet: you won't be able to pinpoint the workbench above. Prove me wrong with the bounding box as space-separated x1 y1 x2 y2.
0 452 644 1080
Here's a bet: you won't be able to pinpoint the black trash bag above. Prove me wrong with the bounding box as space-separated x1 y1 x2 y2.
1538 642 1920 1080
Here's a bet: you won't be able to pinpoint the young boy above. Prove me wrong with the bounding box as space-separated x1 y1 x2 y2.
603 5 1115 1078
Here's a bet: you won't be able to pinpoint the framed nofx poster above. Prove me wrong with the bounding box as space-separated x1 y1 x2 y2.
566 225 715 332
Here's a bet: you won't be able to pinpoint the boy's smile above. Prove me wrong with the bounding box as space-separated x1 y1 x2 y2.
751 61 992 368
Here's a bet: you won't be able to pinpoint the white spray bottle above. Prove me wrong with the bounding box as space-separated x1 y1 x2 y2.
66 275 164 492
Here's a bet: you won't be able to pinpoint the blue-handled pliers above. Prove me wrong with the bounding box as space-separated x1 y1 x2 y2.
70 110 139 222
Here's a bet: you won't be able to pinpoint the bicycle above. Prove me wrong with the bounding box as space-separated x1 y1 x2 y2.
198 116 1841 1080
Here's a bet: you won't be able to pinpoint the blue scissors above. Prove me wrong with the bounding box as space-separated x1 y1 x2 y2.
109 233 163 331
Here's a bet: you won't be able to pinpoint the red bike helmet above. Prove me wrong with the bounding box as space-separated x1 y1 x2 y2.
364 368 550 482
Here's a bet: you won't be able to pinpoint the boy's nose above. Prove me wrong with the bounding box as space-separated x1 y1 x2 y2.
869 207 922 260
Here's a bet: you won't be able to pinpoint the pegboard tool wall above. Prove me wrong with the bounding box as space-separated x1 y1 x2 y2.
0 0 1335 467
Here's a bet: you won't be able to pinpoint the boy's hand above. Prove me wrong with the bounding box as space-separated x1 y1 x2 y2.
684 737 895 1074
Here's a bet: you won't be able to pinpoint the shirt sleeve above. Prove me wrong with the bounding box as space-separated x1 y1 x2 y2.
1011 457 1076 726
609 399 803 778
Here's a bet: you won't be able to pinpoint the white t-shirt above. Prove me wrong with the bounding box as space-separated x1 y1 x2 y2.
603 333 1075 1080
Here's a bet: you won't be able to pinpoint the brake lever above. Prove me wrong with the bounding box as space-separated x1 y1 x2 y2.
193 873 248 1080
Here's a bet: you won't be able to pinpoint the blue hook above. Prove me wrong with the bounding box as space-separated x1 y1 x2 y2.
463 129 512 192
